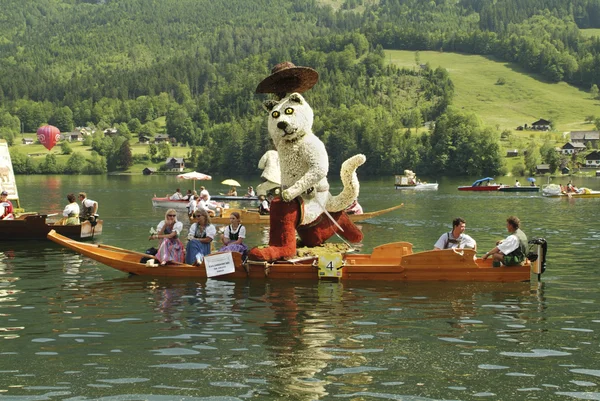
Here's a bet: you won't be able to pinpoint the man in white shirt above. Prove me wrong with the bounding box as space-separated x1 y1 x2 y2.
434 217 477 251
169 188 183 200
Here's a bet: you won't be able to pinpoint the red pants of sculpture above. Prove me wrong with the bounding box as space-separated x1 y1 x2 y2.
248 197 363 262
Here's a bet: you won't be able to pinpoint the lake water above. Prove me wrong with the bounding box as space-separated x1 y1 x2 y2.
1 174 600 400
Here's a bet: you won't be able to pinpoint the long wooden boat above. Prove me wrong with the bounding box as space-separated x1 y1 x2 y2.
47 230 544 282
1 214 102 240
210 203 405 225
211 195 258 201
458 177 502 191
498 186 540 192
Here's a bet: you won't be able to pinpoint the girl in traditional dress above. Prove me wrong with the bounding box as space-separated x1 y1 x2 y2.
151 209 184 265
185 209 216 265
219 212 248 256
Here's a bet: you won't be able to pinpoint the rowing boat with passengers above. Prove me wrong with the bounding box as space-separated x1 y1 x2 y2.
47 230 547 282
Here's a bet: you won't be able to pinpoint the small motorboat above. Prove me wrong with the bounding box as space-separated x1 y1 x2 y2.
394 170 438 190
458 177 502 191
395 182 439 191
47 231 547 282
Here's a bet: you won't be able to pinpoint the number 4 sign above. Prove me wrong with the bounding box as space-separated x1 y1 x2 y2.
318 252 344 279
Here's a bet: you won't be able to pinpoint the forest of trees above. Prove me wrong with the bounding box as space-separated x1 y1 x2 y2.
1 0 599 176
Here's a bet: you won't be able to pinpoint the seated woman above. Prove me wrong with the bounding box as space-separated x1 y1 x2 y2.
57 193 80 225
185 209 216 265
219 212 248 256
150 209 184 265
227 187 238 196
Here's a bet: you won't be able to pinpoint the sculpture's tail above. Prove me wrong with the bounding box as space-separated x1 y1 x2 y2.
325 154 366 212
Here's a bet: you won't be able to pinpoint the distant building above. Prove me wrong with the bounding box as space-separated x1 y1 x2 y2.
142 167 156 175
570 131 599 148
531 119 551 131
536 164 550 174
561 142 586 155
506 149 519 157
104 128 118 136
585 151 600 168
22 138 34 145
138 135 151 144
165 157 185 172
154 134 169 144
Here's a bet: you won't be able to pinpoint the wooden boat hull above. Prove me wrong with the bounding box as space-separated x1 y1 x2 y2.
395 183 439 190
498 186 540 192
210 203 404 225
211 195 258 201
47 231 534 282
1 214 102 240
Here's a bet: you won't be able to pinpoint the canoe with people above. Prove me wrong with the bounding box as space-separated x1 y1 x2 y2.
47 229 547 282
0 140 102 240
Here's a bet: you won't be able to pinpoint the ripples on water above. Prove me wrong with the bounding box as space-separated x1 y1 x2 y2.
1 175 599 400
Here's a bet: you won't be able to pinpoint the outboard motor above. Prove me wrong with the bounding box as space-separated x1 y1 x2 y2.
527 238 547 280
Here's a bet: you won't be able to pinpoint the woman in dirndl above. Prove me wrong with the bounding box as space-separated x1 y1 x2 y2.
150 209 184 265
185 209 216 265
218 212 248 257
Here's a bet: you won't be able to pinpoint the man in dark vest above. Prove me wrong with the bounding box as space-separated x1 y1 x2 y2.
482 216 528 266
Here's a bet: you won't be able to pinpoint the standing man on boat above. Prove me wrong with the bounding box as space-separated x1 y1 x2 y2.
434 217 477 251
0 190 14 220
78 192 99 223
483 216 528 267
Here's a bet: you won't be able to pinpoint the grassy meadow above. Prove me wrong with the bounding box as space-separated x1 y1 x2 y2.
581 28 600 38
15 133 190 173
387 50 599 133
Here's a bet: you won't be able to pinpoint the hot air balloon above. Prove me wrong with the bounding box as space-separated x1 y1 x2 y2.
37 125 61 151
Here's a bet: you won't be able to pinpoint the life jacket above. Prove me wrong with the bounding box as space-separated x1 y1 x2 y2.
507 228 528 262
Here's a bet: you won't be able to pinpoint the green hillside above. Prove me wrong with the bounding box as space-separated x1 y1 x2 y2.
387 50 598 133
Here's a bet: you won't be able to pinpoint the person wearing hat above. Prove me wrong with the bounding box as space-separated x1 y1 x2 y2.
0 190 14 220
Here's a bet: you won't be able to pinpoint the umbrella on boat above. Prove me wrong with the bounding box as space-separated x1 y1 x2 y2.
176 171 211 190
221 179 241 187
527 177 536 182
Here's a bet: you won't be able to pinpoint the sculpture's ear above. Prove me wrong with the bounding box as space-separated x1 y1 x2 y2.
263 100 279 112
289 93 303 104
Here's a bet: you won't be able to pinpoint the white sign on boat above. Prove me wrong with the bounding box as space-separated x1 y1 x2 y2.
204 252 236 277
